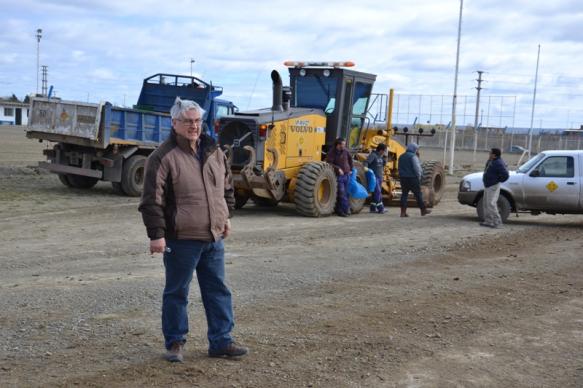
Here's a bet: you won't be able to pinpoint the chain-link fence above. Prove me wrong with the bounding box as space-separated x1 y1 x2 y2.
368 93 582 153
409 127 583 154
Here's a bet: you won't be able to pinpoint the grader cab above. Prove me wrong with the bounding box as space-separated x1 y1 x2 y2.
218 61 445 216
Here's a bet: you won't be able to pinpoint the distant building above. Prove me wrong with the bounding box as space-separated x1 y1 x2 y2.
0 95 30 125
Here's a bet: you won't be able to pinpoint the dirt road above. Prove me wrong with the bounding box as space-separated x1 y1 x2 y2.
0 126 582 387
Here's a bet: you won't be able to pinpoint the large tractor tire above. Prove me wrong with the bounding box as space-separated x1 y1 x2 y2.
476 195 511 223
349 163 368 214
121 155 146 197
65 174 99 189
294 162 337 217
234 193 249 209
252 196 279 207
421 160 445 207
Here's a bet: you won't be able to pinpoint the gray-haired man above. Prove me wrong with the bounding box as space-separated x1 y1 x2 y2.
139 98 248 362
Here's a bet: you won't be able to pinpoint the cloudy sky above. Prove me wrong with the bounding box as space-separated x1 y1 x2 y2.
1 0 582 129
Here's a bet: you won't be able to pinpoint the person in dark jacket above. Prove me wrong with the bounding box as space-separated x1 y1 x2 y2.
326 137 353 217
481 148 509 228
364 143 387 214
139 97 248 363
398 143 431 217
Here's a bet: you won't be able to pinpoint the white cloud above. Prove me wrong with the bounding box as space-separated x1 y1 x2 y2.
2 0 583 127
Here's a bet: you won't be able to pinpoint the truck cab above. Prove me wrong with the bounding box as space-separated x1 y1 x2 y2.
458 150 583 221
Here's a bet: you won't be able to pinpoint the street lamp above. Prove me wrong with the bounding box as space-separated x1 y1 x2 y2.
36 28 42 95
190 58 195 76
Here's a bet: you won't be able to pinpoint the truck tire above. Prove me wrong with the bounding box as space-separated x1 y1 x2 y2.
235 193 249 209
58 174 72 187
294 162 337 217
66 174 99 189
476 194 511 223
421 161 445 207
349 162 367 214
121 155 146 197
111 182 125 195
252 196 279 207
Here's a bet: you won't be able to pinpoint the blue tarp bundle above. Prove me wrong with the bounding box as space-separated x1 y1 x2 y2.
348 168 368 199
365 169 376 192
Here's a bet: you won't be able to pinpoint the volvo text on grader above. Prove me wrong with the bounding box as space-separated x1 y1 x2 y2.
218 61 445 217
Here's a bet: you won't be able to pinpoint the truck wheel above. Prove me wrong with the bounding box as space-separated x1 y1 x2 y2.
111 182 125 195
58 174 72 187
121 155 146 197
294 162 337 217
349 162 367 214
252 196 279 207
421 161 445 207
234 193 249 209
66 174 99 189
476 195 511 223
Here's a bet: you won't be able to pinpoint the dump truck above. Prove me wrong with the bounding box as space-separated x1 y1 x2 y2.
217 61 445 216
26 73 236 196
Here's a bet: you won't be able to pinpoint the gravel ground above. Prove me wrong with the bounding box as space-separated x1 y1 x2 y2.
0 125 582 387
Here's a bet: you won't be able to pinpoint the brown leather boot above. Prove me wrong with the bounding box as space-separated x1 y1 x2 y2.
400 207 409 217
209 342 249 358
421 208 432 216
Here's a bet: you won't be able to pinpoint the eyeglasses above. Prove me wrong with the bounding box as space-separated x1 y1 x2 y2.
176 118 203 126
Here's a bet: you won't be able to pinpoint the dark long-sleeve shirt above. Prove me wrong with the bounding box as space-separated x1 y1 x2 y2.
326 148 353 175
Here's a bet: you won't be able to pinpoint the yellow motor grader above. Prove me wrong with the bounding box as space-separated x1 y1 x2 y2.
217 61 445 216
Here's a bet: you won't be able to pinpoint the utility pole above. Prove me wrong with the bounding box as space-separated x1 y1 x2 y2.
36 28 42 95
448 0 464 175
527 44 541 158
472 70 484 162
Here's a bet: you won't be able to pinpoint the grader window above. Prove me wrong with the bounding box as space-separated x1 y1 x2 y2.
295 75 338 111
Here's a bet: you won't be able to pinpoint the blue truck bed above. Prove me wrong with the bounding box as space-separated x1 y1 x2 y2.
27 97 172 148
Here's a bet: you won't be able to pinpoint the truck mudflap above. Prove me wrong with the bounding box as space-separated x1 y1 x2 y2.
224 145 286 202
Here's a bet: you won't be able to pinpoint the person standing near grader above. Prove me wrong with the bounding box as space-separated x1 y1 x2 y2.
326 137 353 217
363 143 387 214
398 143 431 217
139 97 248 363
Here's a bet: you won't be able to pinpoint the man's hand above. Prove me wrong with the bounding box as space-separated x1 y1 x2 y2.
150 238 166 254
338 168 344 175
223 219 231 239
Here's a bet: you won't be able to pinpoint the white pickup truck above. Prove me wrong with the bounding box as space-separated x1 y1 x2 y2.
458 150 583 222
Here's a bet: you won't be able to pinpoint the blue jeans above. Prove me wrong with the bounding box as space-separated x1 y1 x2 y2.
162 239 234 351
336 174 350 215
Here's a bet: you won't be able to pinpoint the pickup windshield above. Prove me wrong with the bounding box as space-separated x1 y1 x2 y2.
517 153 545 173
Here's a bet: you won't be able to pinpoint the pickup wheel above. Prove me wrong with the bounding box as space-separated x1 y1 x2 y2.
121 155 146 197
477 195 511 223
66 174 99 189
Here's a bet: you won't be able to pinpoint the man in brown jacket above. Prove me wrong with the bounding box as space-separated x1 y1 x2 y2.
139 97 248 362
